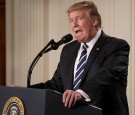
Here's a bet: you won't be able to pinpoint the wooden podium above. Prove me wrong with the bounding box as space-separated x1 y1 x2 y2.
0 86 103 115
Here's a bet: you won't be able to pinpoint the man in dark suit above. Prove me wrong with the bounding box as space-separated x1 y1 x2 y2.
30 1 130 115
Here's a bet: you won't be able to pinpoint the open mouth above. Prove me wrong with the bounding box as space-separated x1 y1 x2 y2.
75 30 83 35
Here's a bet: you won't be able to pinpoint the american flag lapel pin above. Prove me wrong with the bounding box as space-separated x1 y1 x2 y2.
96 48 100 51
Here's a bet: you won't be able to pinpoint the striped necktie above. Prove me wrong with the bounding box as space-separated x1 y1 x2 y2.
73 43 88 90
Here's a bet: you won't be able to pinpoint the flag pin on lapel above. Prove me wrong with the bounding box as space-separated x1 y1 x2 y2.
96 48 100 51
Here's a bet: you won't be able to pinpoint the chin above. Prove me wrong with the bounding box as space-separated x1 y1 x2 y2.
77 39 85 43
75 37 85 42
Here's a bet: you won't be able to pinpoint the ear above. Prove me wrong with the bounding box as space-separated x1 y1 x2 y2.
93 20 98 27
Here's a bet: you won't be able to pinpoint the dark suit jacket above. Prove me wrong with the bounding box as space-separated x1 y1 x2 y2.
31 31 130 115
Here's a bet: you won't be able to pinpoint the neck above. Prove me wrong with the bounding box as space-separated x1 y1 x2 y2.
86 27 99 43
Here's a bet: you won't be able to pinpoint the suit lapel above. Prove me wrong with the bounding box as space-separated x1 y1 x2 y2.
81 31 109 84
66 42 81 89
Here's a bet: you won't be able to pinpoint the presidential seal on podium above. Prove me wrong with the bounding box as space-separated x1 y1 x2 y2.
2 96 25 115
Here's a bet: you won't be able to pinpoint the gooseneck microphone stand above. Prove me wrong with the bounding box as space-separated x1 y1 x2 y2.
27 39 57 88
27 34 73 88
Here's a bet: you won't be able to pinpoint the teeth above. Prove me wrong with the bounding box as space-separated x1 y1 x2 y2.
76 30 82 34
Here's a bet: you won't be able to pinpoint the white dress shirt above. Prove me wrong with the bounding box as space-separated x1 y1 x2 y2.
74 29 101 101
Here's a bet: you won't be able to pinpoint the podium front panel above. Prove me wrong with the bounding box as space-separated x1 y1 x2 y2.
0 86 103 115
0 86 46 115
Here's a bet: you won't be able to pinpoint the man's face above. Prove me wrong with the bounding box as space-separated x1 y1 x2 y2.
68 9 97 43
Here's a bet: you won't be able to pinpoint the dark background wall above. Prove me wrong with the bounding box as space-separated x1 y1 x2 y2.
0 0 6 85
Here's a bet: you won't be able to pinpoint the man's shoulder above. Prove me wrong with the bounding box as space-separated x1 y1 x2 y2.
63 40 79 49
101 31 129 47
108 36 129 46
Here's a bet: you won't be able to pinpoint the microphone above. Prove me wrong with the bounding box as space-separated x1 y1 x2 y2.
53 34 73 49
43 34 73 53
45 34 73 52
27 34 73 88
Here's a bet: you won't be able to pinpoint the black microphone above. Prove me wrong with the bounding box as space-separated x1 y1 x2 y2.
43 34 73 53
50 34 73 50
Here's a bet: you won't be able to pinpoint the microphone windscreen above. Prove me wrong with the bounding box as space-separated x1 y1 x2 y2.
62 34 73 44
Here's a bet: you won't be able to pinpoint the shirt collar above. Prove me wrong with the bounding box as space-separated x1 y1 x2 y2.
81 29 101 50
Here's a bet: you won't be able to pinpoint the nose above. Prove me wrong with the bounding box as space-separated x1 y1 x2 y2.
71 20 79 27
